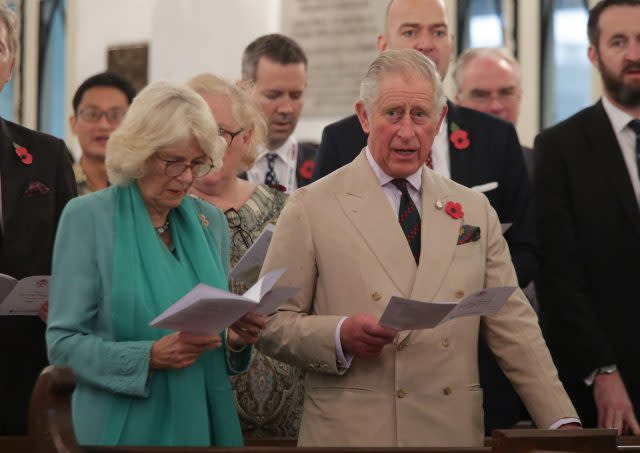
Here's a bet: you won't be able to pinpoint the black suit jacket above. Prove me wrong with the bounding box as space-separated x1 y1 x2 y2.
534 101 640 426
0 118 76 435
313 102 537 287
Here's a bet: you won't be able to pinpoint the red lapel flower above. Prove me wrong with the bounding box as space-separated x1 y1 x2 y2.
445 201 464 219
450 122 470 150
299 159 314 180
14 143 33 165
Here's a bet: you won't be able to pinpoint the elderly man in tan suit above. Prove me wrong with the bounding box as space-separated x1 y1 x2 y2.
258 49 578 447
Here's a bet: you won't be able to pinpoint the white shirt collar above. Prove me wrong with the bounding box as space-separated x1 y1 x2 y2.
256 135 298 166
602 95 636 134
364 147 423 192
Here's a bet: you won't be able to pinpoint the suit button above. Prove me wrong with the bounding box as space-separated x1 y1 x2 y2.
443 386 452 396
455 289 465 299
396 389 408 398
441 338 449 348
371 291 381 301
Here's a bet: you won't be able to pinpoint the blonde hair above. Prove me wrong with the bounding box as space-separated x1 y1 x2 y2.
106 81 225 185
187 73 267 172
0 2 18 58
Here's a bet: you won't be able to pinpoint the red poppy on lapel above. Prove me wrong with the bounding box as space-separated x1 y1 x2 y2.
14 143 33 165
449 122 470 150
269 183 287 192
299 159 314 180
445 201 464 219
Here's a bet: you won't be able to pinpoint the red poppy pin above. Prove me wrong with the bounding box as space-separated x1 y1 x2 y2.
450 122 470 150
299 159 314 180
14 143 33 165
445 201 464 219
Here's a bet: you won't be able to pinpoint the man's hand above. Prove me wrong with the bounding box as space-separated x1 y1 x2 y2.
594 371 640 435
228 312 268 347
340 314 397 358
150 332 222 370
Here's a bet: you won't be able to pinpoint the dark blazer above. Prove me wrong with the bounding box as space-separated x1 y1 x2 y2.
0 118 76 435
534 101 640 427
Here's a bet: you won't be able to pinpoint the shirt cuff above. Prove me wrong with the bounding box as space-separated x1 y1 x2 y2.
584 364 617 386
335 317 354 370
548 418 581 430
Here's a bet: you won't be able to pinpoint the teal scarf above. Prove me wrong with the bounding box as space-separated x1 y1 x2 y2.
103 184 241 446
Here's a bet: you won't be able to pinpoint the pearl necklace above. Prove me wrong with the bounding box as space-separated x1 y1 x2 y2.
154 220 170 235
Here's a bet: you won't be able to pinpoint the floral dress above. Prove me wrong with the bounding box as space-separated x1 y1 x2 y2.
226 184 305 439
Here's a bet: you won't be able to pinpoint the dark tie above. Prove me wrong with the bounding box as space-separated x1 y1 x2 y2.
628 119 640 181
391 179 421 264
264 153 279 187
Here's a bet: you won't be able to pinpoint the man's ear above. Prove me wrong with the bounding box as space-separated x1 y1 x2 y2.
587 45 599 70
377 34 388 52
243 127 253 145
355 101 371 134
69 114 78 135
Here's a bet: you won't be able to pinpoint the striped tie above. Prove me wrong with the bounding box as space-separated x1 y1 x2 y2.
391 178 421 264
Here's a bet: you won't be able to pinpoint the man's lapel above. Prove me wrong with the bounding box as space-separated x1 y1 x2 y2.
587 102 640 233
0 119 27 231
446 101 473 187
337 152 417 296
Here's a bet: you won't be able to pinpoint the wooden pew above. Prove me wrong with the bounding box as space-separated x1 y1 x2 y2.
23 365 640 453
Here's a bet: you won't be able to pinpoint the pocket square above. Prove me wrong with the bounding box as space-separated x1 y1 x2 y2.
457 225 481 245
23 181 50 197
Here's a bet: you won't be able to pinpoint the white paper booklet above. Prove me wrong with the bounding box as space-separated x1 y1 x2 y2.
0 274 50 316
149 267 298 335
230 223 275 283
378 286 517 330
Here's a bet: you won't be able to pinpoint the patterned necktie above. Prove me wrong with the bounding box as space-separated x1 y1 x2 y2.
264 153 279 187
391 178 421 264
628 119 640 181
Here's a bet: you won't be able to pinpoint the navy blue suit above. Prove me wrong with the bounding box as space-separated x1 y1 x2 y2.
312 101 537 432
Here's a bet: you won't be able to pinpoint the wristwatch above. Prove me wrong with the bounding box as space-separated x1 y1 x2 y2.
595 365 617 376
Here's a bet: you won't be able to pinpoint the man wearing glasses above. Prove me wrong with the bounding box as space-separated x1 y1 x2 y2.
70 72 136 195
453 48 534 182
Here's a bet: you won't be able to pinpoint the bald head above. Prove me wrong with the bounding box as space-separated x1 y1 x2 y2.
378 0 454 80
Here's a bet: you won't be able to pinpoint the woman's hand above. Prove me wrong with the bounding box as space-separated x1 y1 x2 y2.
228 312 268 347
150 332 222 370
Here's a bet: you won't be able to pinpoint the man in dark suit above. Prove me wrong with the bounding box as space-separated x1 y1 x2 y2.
453 47 534 183
0 4 76 435
535 0 640 435
240 34 316 192
312 0 536 434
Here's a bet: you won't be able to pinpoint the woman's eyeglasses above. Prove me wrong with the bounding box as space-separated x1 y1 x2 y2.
226 208 253 249
156 156 215 178
219 127 244 146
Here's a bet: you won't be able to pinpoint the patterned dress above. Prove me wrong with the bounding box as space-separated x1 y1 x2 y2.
225 184 305 439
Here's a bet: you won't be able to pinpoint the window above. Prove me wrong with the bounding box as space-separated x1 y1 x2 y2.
38 0 65 138
457 0 505 53
541 0 591 128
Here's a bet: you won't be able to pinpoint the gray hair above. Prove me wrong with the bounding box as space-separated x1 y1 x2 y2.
359 49 446 117
453 47 521 93
187 73 267 172
0 2 18 58
106 81 225 186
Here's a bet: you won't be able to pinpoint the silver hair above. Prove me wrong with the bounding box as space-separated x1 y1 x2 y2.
106 81 225 186
0 2 18 57
359 48 446 117
453 47 521 93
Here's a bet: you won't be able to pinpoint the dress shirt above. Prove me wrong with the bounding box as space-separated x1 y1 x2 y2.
246 136 299 193
601 96 640 205
431 117 451 179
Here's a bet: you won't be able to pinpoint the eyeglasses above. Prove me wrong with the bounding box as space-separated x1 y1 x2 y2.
219 127 244 146
226 208 253 249
467 87 519 105
155 155 215 178
77 108 127 125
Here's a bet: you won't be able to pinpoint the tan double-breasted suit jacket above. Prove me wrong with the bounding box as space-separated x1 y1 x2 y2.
258 152 576 447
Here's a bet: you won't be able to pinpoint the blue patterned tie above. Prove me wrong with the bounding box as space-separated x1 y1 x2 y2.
391 179 421 264
628 119 640 181
264 153 279 187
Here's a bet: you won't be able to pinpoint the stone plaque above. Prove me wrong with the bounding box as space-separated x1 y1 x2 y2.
282 0 383 118
107 43 149 93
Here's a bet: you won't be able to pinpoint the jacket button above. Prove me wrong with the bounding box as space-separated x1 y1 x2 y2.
396 389 408 398
441 337 449 348
455 289 465 299
443 386 452 396
371 291 381 301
